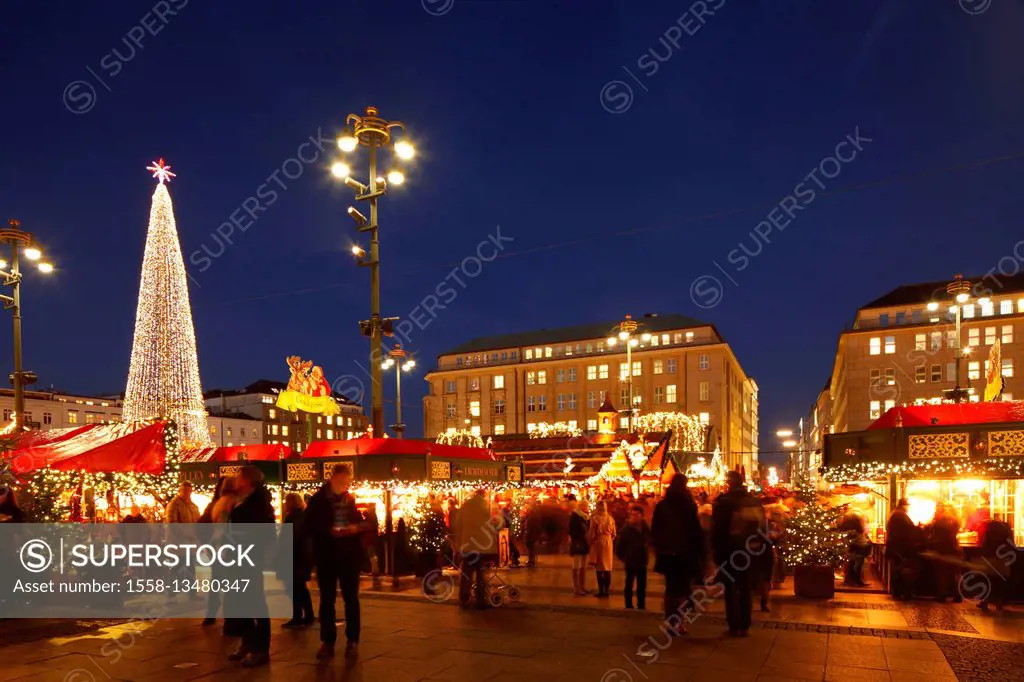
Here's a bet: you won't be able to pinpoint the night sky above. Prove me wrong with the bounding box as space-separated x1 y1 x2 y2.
2 1 1023 466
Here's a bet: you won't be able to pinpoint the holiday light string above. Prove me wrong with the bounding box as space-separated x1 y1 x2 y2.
821 457 1024 482
634 412 706 452
528 422 584 439
434 429 485 449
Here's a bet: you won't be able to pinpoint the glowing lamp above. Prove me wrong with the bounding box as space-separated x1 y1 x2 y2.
338 130 358 152
927 301 939 312
956 292 969 304
618 330 629 340
394 140 415 160
331 162 351 179
386 170 405 185
606 337 617 346
24 247 41 261
38 262 54 274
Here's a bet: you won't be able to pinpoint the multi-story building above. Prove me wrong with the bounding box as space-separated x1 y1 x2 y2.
0 388 122 430
204 380 367 453
423 313 759 472
824 274 1024 435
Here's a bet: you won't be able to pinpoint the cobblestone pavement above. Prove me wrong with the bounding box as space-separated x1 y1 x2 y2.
933 633 1024 681
899 603 979 634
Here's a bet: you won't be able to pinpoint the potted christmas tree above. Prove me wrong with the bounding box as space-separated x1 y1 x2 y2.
780 485 846 599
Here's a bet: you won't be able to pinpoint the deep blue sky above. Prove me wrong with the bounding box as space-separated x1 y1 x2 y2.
2 1 1023 465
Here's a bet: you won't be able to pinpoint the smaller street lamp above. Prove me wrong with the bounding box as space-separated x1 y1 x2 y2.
606 314 641 433
381 345 415 438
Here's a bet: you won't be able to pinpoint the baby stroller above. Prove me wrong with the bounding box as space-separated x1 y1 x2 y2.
479 558 521 607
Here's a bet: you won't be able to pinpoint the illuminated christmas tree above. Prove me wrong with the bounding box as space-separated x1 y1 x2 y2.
122 160 212 447
779 485 846 568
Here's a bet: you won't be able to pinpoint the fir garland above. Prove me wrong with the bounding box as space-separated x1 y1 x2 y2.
822 456 1024 482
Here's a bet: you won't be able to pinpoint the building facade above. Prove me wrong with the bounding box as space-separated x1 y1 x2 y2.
423 313 759 472
0 388 122 430
824 274 1024 435
204 380 367 453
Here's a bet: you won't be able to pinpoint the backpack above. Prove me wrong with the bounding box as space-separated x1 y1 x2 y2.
729 501 765 550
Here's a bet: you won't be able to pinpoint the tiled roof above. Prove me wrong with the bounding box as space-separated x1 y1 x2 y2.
441 313 709 355
861 274 1024 310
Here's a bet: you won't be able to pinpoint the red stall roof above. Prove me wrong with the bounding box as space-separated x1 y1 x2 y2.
301 438 495 461
179 443 293 463
7 421 168 475
869 402 1024 429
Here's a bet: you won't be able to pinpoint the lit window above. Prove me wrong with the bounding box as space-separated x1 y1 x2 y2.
969 328 980 347
1003 359 1014 378
698 412 709 425
619 417 629 429
869 400 881 420
556 369 566 383
671 333 681 344
928 332 941 351
698 354 709 370
271 424 279 435
667 384 677 403
446 403 456 418
968 361 981 380
494 424 505 435
869 338 881 355
986 327 997 345
963 304 975 318
587 366 597 380
470 400 481 417
537 371 547 385
982 300 994 317
539 396 547 411
282 425 289 436
268 409 276 419
326 416 334 426
568 393 577 409
568 420 577 429
469 377 480 391
885 368 895 386
588 391 596 408
545 347 553 358
651 335 660 347
565 345 573 356
915 334 926 351
1019 299 1024 313
587 419 597 431
915 366 926 383
470 425 481 437
632 361 641 377
1003 325 1014 344
326 429 333 439
599 364 609 379
525 349 533 360
569 368 577 382
931 365 942 382
699 381 709 401
685 331 694 342
655 386 664 404
662 334 670 345
527 372 536 385
527 397 536 412
68 410 79 424
86 413 96 424
884 399 895 412
884 336 896 354
619 363 629 381
262 396 274 404
494 399 505 415
347 417 353 426
654 359 664 375
667 359 677 373
1001 300 1013 315
535 347 542 358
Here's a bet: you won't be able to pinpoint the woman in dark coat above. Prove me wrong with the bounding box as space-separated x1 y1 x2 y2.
281 492 315 627
567 496 591 595
651 474 704 634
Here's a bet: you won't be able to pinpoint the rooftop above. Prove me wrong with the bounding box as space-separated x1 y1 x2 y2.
441 313 710 356
861 273 1024 310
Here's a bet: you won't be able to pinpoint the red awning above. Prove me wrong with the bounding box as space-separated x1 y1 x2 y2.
301 438 495 461
7 421 168 475
869 402 1024 429
179 443 293 463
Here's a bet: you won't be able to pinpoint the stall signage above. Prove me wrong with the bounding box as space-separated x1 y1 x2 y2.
322 460 355 479
460 464 499 479
506 466 522 482
908 433 969 459
218 465 243 478
431 461 451 480
179 468 207 483
988 430 1024 457
276 355 341 416
287 462 319 481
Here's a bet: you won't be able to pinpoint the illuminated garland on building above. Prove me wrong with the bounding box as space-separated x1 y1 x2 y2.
588 440 651 485
822 457 1024 482
528 421 584 439
635 412 706 452
122 165 212 448
435 429 484 448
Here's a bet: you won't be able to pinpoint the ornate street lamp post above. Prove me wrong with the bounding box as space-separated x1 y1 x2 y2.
607 314 646 433
382 345 415 438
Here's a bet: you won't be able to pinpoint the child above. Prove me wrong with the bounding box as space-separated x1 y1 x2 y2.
616 504 651 609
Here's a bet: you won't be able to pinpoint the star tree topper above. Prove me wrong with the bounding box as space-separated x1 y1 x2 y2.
146 158 176 184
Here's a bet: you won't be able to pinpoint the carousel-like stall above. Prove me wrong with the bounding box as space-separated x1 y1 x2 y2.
823 401 1024 598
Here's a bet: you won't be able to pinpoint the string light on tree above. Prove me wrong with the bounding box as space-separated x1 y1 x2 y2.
779 484 846 569
123 161 212 448
634 412 706 452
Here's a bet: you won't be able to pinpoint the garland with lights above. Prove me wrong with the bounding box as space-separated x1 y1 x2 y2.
778 484 846 569
634 412 706 452
529 421 584 439
821 457 1024 482
435 429 485 448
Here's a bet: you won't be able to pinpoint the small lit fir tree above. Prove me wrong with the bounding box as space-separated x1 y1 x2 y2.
779 485 846 568
408 496 447 554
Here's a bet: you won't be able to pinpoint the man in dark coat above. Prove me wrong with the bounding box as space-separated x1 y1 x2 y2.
305 463 365 660
711 471 765 637
886 498 921 600
651 474 704 632
616 504 652 610
225 466 276 668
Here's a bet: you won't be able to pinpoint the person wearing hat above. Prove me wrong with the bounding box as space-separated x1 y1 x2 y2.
885 497 921 600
